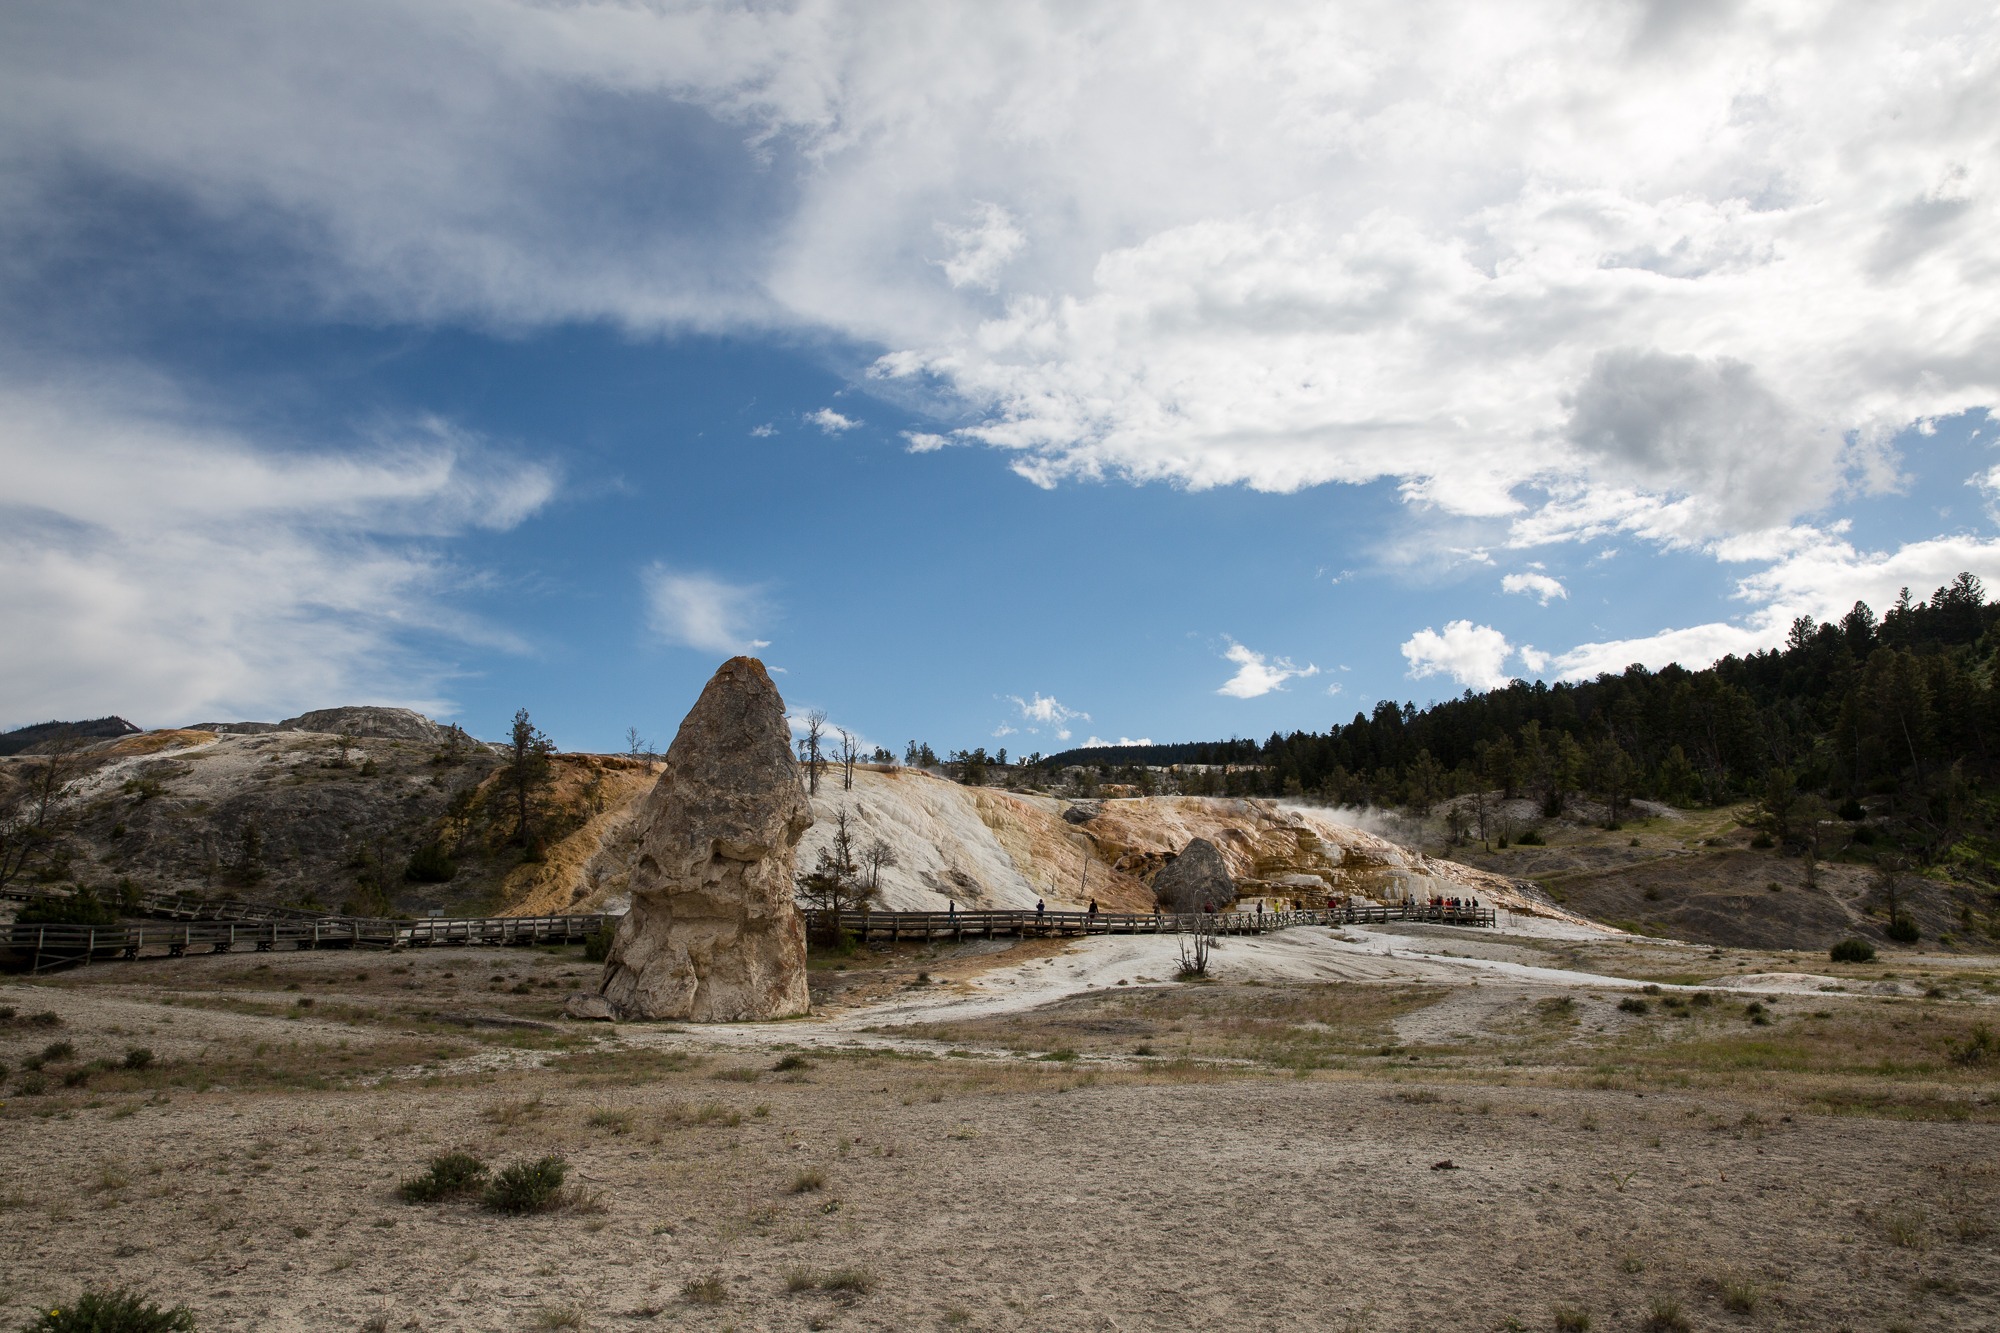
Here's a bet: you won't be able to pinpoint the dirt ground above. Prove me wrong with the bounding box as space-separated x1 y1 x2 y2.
2 924 1997 1332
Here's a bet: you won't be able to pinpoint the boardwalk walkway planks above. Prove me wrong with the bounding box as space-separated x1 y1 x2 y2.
2 901 1494 973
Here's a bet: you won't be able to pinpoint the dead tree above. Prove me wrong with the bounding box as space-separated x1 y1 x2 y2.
838 729 858 791
1175 908 1216 979
802 710 827 796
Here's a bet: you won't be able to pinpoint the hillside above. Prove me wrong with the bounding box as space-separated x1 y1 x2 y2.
0 708 657 918
1 714 1552 927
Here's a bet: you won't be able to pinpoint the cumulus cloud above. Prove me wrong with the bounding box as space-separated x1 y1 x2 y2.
1400 621 1519 692
936 202 1026 292
1082 736 1154 749
750 423 775 437
1006 692 1088 741
6 4 1994 546
1502 572 1568 605
903 431 949 453
0 376 554 727
640 565 771 655
807 408 858 433
1217 641 1318 699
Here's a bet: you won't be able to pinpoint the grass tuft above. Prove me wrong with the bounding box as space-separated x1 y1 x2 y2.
680 1274 728 1305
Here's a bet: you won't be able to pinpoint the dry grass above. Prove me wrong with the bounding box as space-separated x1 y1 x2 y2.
899 980 1445 1069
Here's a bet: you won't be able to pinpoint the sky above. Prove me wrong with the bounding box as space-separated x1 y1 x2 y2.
2 1 1999 756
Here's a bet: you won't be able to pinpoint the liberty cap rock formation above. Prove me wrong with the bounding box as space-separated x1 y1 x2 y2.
580 657 813 1022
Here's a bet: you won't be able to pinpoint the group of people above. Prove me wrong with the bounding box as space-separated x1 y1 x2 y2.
1424 894 1481 913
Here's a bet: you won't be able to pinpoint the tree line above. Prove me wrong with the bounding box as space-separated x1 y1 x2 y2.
1045 574 2000 870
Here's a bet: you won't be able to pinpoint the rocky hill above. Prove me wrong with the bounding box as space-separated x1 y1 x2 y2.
1 713 1546 925
773 766 1558 920
0 708 655 918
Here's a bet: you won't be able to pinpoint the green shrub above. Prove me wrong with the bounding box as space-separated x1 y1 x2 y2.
403 843 459 884
1552 1306 1591 1332
1887 914 1920 944
122 1048 153 1071
1830 938 1876 963
1516 828 1545 846
771 1053 812 1072
399 1152 489 1204
42 1041 74 1062
16 891 117 927
582 925 614 964
14 1072 46 1096
1749 833 1775 849
19 1288 196 1332
1949 1023 1996 1067
482 1156 568 1214
1617 997 1649 1015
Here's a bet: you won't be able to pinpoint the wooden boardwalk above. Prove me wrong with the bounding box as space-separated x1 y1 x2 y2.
1 913 614 973
803 903 1496 943
2 900 1495 973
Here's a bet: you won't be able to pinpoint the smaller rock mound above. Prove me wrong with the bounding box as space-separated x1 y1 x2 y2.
277 706 451 744
1151 837 1236 912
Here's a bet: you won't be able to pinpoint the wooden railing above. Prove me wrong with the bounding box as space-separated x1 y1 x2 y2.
2 899 1494 973
802 901 1496 942
0 913 616 973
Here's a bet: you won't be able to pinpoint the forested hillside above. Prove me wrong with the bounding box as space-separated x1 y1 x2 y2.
1052 574 2000 875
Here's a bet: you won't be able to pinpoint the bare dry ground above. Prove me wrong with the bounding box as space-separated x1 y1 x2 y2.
2 929 1997 1332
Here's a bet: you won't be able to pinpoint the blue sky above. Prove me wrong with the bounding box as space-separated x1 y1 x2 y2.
3 3 1998 754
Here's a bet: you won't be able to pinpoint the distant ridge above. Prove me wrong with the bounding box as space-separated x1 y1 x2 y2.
0 716 143 756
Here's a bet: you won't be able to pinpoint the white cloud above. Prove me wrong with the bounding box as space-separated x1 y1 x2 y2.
902 431 949 453
750 423 775 438
7 5 1994 547
1400 621 1518 692
1007 692 1088 729
1082 736 1154 749
0 376 554 727
1502 572 1568 605
935 202 1026 292
1216 641 1318 699
640 565 771 656
807 408 858 434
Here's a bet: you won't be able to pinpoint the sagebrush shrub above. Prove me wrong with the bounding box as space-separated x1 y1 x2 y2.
1830 938 1876 963
398 1152 489 1204
482 1156 568 1214
21 1288 196 1332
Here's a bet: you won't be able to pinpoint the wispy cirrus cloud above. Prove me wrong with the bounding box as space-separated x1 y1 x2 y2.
640 565 771 656
0 374 555 727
